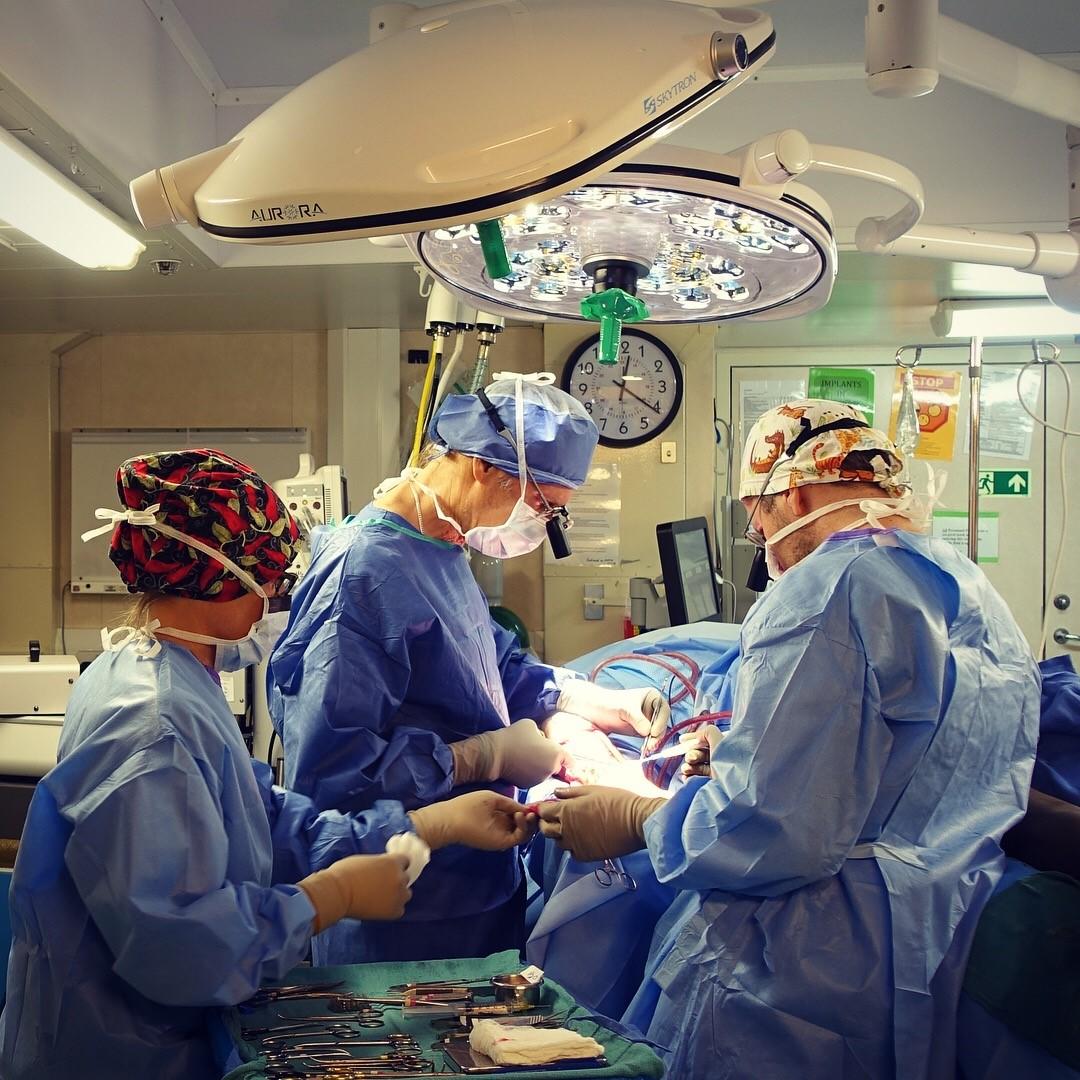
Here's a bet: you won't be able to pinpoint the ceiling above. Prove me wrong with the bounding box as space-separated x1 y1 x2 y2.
0 0 1076 339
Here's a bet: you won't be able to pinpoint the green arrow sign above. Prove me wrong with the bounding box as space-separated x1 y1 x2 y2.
978 469 1031 497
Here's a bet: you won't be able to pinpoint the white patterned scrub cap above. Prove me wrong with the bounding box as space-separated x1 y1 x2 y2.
739 399 908 499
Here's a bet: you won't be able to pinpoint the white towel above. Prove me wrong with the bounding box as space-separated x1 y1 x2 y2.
469 1019 605 1066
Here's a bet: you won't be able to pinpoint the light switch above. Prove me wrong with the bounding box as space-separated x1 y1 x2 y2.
661 441 677 464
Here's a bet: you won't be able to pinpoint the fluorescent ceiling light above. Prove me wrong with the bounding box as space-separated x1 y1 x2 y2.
933 299 1080 339
0 126 145 270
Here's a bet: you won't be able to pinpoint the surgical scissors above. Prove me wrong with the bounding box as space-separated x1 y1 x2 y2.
273 1008 386 1027
594 857 637 890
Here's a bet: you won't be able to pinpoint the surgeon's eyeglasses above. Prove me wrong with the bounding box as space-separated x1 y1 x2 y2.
266 570 297 613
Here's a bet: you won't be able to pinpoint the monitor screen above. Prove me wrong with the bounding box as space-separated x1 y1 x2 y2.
673 527 719 623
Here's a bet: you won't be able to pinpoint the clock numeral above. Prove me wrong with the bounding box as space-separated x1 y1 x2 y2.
578 383 588 394
640 416 649 430
621 339 630 353
654 360 664 372
639 345 645 357
600 418 607 430
579 362 594 376
584 401 593 414
619 422 629 435
658 380 667 393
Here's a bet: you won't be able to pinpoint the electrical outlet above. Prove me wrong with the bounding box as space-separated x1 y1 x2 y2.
661 441 677 464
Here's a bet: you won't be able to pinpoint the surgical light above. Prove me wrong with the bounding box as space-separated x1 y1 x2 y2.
932 299 1080 339
0 125 145 270
409 145 837 328
130 1 776 240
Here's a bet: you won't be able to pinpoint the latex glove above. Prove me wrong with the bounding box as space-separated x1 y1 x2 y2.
450 719 566 788
537 785 667 863
409 791 538 851
556 682 671 744
297 853 411 933
680 724 725 779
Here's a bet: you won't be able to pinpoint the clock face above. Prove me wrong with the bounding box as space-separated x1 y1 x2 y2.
561 330 684 447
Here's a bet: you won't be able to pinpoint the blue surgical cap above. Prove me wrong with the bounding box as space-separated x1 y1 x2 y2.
430 377 599 489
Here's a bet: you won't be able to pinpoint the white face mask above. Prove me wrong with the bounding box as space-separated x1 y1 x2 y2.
763 486 935 580
410 376 554 560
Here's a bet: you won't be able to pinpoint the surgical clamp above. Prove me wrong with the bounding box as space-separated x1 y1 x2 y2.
594 857 637 890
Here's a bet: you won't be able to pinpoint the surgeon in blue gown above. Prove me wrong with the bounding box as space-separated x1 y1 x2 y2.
0 450 533 1080
539 401 1041 1079
270 375 671 963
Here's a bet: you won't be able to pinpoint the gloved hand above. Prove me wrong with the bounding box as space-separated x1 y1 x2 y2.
409 791 538 851
450 719 566 788
556 682 671 746
680 724 725 779
537 786 667 863
297 853 412 933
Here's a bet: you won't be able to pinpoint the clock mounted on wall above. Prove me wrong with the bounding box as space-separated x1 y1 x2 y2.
560 329 684 448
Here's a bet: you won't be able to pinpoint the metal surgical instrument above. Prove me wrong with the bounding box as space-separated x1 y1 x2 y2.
594 857 637 890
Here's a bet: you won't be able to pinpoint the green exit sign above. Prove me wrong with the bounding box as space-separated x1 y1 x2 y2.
978 469 1031 497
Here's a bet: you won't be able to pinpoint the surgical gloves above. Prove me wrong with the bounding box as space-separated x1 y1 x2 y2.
408 791 538 850
450 718 565 788
556 682 671 743
297 853 412 933
538 785 667 862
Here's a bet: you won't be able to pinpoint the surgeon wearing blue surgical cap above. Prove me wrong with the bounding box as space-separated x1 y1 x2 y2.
269 374 672 964
539 399 1041 1080
0 449 534 1080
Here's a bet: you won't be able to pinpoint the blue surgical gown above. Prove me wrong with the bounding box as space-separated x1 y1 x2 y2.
625 528 1040 1079
0 639 411 1080
268 508 564 963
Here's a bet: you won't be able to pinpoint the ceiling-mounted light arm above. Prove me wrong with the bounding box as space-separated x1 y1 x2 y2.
812 144 925 248
857 223 1080 279
866 0 1080 126
733 130 924 248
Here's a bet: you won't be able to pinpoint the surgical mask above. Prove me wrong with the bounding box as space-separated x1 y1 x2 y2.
82 506 289 670
410 376 552 560
763 485 937 580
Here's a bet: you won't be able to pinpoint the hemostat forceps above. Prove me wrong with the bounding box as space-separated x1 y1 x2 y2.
594 857 637 890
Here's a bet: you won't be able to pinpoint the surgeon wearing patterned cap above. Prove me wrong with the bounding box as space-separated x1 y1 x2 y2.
269 375 672 966
0 450 534 1080
539 399 1041 1079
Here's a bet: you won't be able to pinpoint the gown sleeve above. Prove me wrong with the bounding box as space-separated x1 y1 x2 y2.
278 617 456 811
252 759 414 884
490 617 574 720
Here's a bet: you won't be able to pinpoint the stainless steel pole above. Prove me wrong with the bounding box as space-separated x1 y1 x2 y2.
968 334 983 562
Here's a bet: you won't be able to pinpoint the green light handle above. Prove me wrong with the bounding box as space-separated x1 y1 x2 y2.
477 219 511 280
580 289 650 364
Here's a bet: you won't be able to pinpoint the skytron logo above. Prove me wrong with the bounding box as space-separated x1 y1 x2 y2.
643 71 699 116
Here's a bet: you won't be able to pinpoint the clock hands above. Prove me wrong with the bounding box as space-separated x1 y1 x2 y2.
613 378 661 415
618 353 630 402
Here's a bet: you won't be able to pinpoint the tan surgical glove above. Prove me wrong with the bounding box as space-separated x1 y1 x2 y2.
680 724 725 779
408 791 538 851
450 719 566 788
557 682 671 748
537 785 667 863
297 853 412 933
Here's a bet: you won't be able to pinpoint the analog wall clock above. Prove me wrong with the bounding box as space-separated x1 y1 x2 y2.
560 329 684 448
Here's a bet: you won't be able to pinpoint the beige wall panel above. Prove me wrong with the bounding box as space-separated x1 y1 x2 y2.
292 333 328 461
0 569 55 654
98 334 294 429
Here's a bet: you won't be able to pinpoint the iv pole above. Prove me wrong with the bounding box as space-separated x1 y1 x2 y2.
893 337 1046 564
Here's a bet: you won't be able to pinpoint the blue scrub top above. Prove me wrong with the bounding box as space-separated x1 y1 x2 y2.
626 529 1041 1079
0 639 409 1080
268 508 563 958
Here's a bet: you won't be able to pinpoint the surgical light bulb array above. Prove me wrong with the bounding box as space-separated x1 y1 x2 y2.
418 184 821 324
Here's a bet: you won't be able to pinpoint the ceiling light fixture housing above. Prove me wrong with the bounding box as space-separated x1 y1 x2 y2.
130 0 775 241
